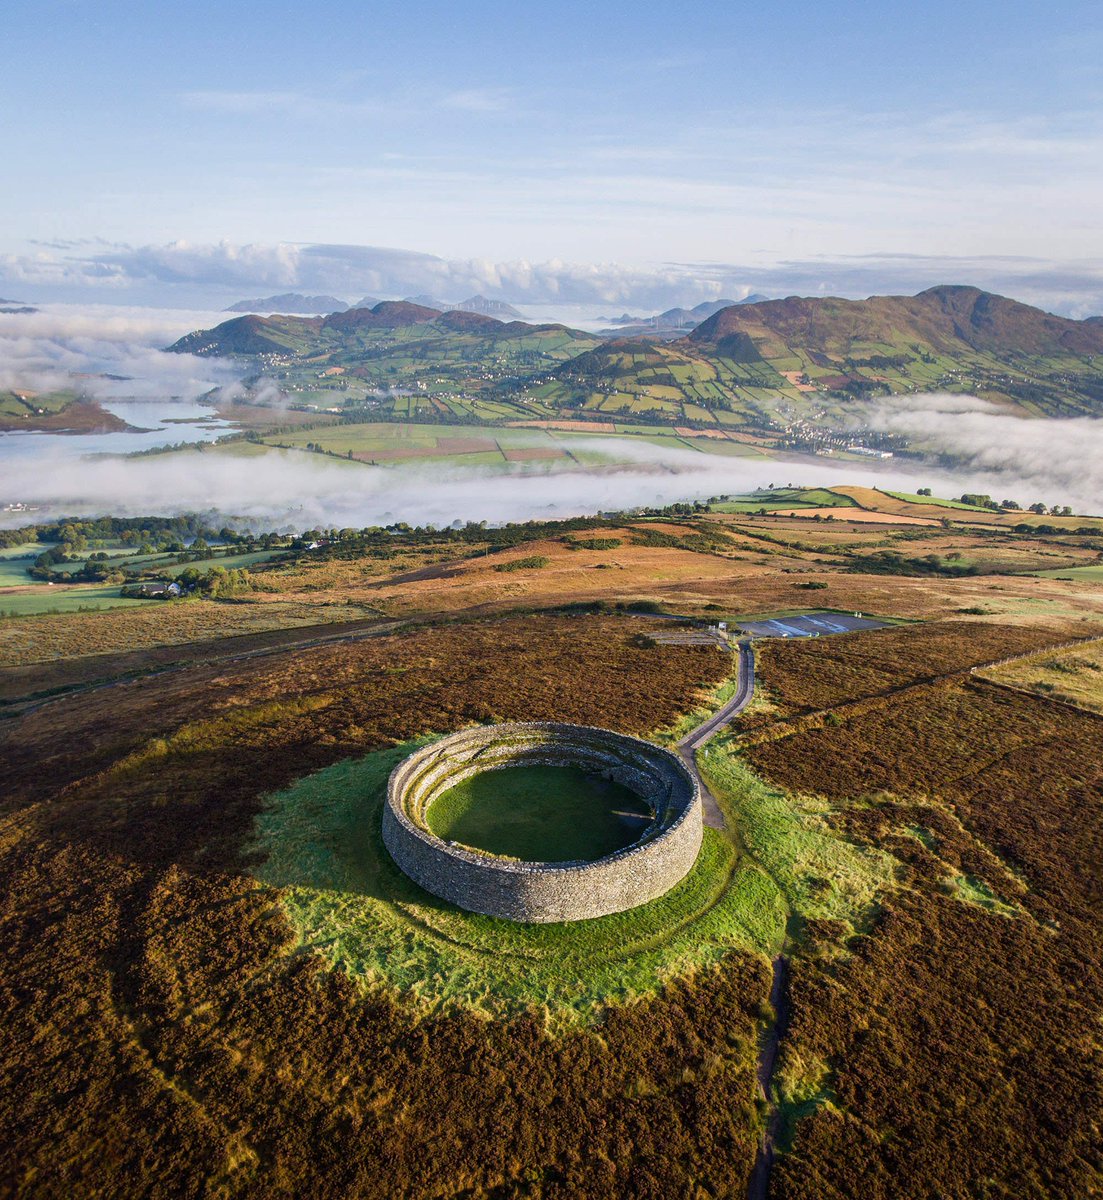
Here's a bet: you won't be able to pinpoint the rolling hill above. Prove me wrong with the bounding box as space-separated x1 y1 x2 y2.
538 286 1103 420
168 302 601 406
170 287 1103 426
689 285 1103 360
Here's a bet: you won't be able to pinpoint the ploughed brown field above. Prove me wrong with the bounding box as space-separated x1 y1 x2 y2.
2 505 1103 1198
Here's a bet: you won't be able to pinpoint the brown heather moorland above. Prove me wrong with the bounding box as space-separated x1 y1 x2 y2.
742 659 1103 1197
2 503 1103 1198
1 616 775 1197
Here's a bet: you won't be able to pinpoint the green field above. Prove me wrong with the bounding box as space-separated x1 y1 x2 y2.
151 549 279 577
0 543 281 588
426 764 650 861
883 490 993 510
1030 563 1103 580
711 487 858 513
265 420 569 465
0 584 152 618
0 389 77 423
234 420 773 470
0 545 47 587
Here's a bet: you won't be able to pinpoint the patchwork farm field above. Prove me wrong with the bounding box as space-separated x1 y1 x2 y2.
0 584 153 617
255 418 772 467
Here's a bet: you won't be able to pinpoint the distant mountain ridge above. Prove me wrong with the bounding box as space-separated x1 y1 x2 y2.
223 292 527 321
600 294 769 337
226 293 350 314
170 286 1103 422
401 293 525 320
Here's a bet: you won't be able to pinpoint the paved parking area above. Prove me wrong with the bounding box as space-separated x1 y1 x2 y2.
734 612 889 638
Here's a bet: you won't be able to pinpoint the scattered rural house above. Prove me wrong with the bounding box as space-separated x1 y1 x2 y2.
129 580 182 599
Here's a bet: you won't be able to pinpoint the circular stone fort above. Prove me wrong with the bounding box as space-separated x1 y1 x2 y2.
383 723 702 923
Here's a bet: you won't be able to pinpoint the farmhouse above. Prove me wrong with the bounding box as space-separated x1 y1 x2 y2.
126 580 182 599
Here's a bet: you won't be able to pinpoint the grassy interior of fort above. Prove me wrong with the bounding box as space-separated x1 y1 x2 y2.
424 763 651 861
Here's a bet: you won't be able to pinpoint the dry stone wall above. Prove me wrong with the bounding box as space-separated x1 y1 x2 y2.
383 723 702 923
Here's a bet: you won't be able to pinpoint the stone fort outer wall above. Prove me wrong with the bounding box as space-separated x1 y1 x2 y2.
383 722 702 923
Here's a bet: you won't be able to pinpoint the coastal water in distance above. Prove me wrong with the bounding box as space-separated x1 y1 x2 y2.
0 398 234 464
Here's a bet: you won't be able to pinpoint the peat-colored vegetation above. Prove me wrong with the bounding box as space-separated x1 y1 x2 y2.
750 619 1069 716
742 637 1103 1198
1 614 775 1196
4 585 1103 1197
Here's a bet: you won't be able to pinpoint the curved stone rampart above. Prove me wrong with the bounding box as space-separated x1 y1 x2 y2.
383 723 702 923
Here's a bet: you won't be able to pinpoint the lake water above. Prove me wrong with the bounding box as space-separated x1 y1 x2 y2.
0 398 234 464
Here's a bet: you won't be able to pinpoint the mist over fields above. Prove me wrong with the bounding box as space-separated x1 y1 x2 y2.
4 306 1103 528
0 305 239 402
5 430 1103 532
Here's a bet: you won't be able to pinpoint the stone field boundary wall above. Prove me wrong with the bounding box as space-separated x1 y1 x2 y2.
383 722 703 923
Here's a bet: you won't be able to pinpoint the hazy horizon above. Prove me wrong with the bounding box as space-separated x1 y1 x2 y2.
5 1 1103 315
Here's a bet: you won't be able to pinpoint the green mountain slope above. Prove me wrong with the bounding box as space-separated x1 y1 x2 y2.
530 286 1103 421
690 285 1103 359
169 288 1103 426
168 302 602 407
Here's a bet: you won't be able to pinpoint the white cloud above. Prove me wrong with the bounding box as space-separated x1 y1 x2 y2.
856 393 1103 511
3 241 1103 318
440 88 514 113
0 304 241 403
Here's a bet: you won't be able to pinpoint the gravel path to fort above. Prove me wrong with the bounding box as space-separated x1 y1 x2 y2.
677 640 755 829
673 637 788 1200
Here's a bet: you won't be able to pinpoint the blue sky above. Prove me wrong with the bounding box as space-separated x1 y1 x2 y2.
3 0 1102 311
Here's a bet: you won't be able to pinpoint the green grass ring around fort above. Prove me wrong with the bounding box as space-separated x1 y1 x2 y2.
383 722 703 923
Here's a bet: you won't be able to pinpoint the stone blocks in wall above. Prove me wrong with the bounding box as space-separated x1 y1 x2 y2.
383 723 702 923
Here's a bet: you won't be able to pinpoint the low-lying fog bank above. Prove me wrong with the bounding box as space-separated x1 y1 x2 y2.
3 432 1100 531
0 303 240 405
3 305 1103 528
